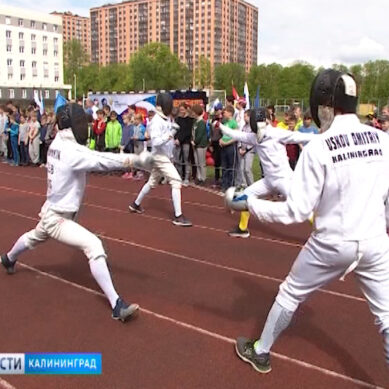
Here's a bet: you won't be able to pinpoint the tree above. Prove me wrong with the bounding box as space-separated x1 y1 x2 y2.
63 39 89 87
128 43 190 90
194 55 212 88
214 63 246 95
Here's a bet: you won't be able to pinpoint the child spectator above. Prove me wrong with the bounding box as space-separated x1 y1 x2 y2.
92 109 107 152
220 105 238 191
191 104 208 185
105 111 122 153
210 103 223 188
175 103 194 186
0 105 8 159
285 114 299 170
8 114 20 166
45 112 57 150
120 114 134 179
132 113 147 180
238 110 255 187
39 114 48 167
103 105 111 122
28 112 41 166
299 111 319 134
379 115 389 133
18 114 29 166
133 113 146 154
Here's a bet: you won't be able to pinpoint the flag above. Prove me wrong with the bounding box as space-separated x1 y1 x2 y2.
244 82 250 110
39 90 45 115
254 86 260 108
54 93 67 113
232 86 240 100
33 90 44 114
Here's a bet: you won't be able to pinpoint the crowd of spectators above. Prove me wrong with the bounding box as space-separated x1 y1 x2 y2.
0 101 57 167
3 95 361 192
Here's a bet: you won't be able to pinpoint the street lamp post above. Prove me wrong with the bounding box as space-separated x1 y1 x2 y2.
73 73 77 100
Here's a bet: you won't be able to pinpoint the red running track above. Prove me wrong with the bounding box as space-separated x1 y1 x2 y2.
0 163 387 389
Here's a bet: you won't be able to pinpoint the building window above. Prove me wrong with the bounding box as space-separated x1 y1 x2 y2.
18 18 23 26
7 59 12 66
19 46 24 53
54 76 59 82
31 34 36 41
54 37 58 43
20 74 25 81
43 36 48 42
9 89 15 98
20 60 25 67
45 90 50 99
8 74 13 80
31 20 35 28
6 45 12 52
22 89 27 98
6 30 11 38
42 23 47 30
32 61 37 68
6 16 11 25
19 32 24 39
31 48 36 54
43 49 48 56
54 50 58 57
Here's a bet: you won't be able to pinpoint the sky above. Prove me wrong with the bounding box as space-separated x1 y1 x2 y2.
3 0 389 67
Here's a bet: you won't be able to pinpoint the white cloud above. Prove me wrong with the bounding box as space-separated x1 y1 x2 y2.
337 37 387 64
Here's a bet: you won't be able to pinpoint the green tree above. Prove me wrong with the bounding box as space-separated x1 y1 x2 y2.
63 39 89 87
194 55 212 88
128 43 190 90
214 63 246 95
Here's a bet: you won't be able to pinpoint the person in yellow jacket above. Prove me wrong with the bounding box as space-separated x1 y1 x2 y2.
105 111 122 153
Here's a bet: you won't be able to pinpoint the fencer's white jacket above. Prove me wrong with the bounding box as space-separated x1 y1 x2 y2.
45 128 133 213
221 124 315 179
148 113 175 158
248 114 389 241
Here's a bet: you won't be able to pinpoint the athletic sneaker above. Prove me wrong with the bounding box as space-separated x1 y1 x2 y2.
128 202 145 214
228 226 250 238
112 298 139 322
235 337 271 374
1 254 15 275
183 179 190 187
172 214 192 227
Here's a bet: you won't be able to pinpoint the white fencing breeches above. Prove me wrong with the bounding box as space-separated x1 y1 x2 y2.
276 234 389 333
23 205 106 262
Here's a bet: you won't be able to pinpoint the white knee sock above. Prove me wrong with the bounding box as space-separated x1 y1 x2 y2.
7 234 30 262
254 301 294 355
89 257 119 309
135 182 151 205
172 188 182 217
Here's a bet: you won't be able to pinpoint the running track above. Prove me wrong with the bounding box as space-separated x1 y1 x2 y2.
0 163 387 389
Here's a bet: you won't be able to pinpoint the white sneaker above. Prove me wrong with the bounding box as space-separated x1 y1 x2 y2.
183 179 189 187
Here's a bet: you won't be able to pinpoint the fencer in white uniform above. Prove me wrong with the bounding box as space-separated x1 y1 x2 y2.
1 103 153 322
129 93 192 227
219 109 315 238
228 69 389 373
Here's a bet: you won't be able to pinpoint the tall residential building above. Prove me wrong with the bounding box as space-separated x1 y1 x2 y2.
90 0 258 72
0 5 70 103
51 11 91 57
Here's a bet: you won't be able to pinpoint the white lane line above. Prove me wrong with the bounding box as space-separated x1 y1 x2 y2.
0 378 16 389
0 207 365 304
17 262 383 389
0 184 302 248
0 170 225 210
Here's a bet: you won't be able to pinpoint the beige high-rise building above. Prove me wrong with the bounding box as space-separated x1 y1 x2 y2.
90 0 258 72
51 11 91 57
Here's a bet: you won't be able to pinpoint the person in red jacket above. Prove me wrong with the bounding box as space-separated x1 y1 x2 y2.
92 109 106 151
